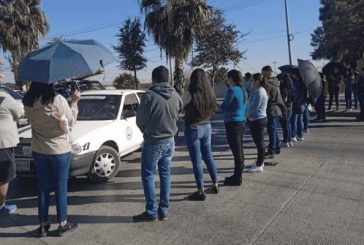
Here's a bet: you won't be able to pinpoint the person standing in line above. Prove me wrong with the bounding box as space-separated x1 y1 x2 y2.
134 66 183 222
344 69 355 112
220 70 248 186
262 65 285 156
291 74 307 142
244 73 268 173
327 67 342 111
314 73 328 122
23 82 80 237
244 72 252 99
278 73 295 147
0 90 24 216
184 69 219 201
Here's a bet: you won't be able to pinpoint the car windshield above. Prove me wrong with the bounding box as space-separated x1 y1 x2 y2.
77 95 121 120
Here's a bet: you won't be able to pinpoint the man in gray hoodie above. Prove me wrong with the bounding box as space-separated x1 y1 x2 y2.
133 66 183 222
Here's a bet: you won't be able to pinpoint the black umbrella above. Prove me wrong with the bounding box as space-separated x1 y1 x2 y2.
322 62 345 77
298 59 322 102
278 64 300 76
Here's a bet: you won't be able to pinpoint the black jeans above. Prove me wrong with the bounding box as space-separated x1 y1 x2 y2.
314 94 326 119
328 88 339 110
345 88 353 109
225 121 245 176
249 118 267 166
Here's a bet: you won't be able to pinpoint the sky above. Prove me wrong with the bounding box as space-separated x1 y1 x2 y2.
0 0 324 84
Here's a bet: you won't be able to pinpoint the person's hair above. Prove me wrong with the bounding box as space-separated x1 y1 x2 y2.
228 69 248 103
152 66 169 83
189 69 218 118
252 73 268 91
261 65 273 79
23 82 57 107
245 72 252 80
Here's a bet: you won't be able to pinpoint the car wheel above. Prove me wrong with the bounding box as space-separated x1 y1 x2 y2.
88 146 120 183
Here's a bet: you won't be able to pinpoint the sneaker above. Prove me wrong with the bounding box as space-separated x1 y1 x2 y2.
0 204 17 216
297 137 304 141
281 142 290 148
346 108 352 112
291 137 298 142
187 190 206 201
264 152 275 159
132 212 158 222
223 175 241 186
211 183 219 193
245 165 263 173
289 142 294 147
57 221 78 237
304 129 309 133
158 213 168 221
38 223 51 237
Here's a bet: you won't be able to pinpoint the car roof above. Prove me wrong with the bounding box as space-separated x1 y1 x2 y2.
80 89 145 96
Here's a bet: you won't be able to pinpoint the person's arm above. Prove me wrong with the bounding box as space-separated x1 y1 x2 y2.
136 93 152 133
56 93 79 128
245 91 260 119
219 88 233 112
3 94 24 119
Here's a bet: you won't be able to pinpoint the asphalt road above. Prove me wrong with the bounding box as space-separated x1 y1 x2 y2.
1 102 364 245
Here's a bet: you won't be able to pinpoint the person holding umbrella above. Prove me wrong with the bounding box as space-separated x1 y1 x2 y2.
23 83 80 237
18 38 114 237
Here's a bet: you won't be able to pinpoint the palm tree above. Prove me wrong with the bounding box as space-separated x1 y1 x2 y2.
0 0 49 82
140 0 211 95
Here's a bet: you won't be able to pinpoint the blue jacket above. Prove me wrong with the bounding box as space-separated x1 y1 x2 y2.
246 87 268 121
220 85 247 122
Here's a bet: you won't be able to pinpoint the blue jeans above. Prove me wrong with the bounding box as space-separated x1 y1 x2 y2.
303 105 310 131
291 113 304 138
184 123 218 189
267 116 281 153
32 151 71 223
141 138 174 217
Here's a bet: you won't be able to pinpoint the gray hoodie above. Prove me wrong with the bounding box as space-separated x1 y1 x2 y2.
267 77 286 117
136 83 183 145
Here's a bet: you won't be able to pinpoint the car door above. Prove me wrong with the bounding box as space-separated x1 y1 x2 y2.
118 93 143 154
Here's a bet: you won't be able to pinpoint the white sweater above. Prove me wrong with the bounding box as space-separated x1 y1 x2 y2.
0 91 24 148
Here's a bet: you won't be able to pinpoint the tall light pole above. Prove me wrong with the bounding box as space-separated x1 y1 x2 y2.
284 0 293 65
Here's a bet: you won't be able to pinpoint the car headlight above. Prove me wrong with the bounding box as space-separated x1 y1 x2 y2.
71 143 82 154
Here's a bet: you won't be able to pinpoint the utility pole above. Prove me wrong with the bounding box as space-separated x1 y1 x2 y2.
284 0 293 65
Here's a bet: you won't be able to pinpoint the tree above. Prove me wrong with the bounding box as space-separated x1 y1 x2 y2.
113 18 147 90
113 73 138 89
192 8 244 86
0 0 49 83
139 0 211 95
311 0 364 64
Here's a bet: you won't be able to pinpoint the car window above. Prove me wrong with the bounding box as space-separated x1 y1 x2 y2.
122 94 139 119
136 92 145 102
78 95 121 120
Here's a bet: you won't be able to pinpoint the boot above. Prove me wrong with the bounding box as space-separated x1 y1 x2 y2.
224 174 242 186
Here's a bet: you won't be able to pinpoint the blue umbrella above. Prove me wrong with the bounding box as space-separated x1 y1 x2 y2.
18 39 115 84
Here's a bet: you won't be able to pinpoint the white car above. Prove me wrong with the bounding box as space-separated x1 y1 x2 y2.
15 89 145 182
